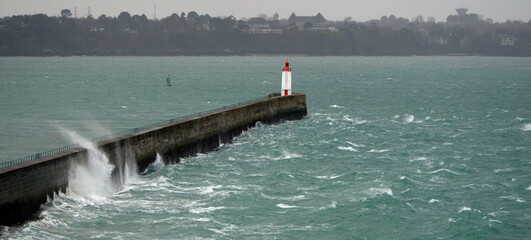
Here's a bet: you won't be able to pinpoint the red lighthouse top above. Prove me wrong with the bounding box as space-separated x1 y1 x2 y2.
282 61 291 72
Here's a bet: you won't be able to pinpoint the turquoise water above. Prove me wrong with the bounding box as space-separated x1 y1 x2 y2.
1 57 530 239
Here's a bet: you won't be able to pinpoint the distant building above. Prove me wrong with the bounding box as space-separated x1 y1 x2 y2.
288 13 330 31
246 17 282 34
500 35 516 46
447 8 480 23
456 8 468 16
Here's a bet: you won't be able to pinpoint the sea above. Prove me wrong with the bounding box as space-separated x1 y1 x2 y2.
0 56 530 239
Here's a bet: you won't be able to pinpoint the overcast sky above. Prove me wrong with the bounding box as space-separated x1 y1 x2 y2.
0 0 529 22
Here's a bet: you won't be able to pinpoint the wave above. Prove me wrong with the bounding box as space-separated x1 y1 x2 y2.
337 146 358 152
315 175 342 180
367 187 393 197
368 149 390 153
319 201 337 210
346 141 364 147
61 129 116 200
329 105 344 109
276 203 298 209
261 194 306 201
458 206 472 213
500 195 525 203
522 123 531 131
404 114 415 123
429 168 460 175
189 206 225 214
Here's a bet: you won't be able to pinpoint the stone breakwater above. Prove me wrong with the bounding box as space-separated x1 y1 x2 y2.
0 93 307 226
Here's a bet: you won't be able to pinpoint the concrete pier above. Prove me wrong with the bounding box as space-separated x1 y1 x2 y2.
0 93 307 226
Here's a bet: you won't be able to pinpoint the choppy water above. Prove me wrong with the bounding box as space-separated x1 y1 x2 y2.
1 56 530 239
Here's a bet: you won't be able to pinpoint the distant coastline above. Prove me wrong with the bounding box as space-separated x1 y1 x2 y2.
1 11 530 57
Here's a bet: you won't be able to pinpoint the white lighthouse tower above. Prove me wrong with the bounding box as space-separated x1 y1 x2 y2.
281 61 292 96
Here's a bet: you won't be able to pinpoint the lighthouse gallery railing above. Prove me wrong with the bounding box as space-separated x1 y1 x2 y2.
0 95 269 169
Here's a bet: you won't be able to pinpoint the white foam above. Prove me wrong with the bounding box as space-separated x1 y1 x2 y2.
346 141 364 147
61 129 115 200
189 206 225 214
429 199 440 203
319 201 337 210
501 195 526 202
273 150 302 160
315 175 342 180
522 123 531 131
368 149 390 153
329 105 344 109
121 106 128 109
494 168 511 173
276 203 298 209
404 114 415 123
261 194 306 201
196 185 222 195
527 186 531 190
411 157 427 161
338 146 358 152
458 206 472 213
367 187 393 197
429 168 460 175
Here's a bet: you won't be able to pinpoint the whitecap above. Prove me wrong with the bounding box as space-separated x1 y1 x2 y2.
500 195 526 202
404 114 415 123
458 206 472 213
393 115 400 119
276 203 298 209
367 187 393 197
429 168 460 175
494 168 511 173
442 142 453 145
338 146 358 152
121 106 128 109
368 149 390 153
315 175 342 180
527 186 531 190
411 157 427 161
346 141 364 147
261 194 306 201
522 123 531 131
189 206 225 214
319 201 337 210
273 150 302 160
429 199 440 203
329 105 344 109
196 185 222 195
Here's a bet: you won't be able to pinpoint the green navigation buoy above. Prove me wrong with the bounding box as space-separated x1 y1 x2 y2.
166 74 171 86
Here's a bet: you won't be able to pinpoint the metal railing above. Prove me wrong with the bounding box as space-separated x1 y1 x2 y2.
0 95 269 169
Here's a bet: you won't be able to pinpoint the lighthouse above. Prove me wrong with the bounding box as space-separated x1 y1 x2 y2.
281 61 292 96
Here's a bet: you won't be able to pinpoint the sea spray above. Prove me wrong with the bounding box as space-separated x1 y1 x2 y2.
61 129 115 199
60 128 139 199
113 140 140 188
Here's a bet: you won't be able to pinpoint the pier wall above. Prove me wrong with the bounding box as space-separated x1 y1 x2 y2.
0 93 307 226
